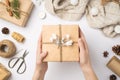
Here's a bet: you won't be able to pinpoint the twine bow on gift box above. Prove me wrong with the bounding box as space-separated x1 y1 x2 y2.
50 33 73 48
0 0 28 19
42 25 79 62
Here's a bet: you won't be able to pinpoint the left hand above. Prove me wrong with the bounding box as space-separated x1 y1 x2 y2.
36 34 48 73
78 29 91 68
33 34 48 80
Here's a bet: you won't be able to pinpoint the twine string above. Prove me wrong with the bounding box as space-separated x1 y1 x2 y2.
0 2 28 16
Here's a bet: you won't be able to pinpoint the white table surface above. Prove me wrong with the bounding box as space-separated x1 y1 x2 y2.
0 0 120 80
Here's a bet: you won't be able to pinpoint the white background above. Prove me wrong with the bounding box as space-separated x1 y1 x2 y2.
0 0 120 80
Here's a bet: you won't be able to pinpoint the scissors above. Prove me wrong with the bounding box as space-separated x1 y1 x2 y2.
8 50 29 74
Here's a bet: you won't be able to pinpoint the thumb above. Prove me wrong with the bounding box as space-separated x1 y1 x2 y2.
78 38 85 52
40 51 48 61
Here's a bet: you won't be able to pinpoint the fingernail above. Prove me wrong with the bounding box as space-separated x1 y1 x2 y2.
44 51 48 54
79 38 82 41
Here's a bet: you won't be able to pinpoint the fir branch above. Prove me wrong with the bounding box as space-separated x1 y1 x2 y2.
10 0 20 19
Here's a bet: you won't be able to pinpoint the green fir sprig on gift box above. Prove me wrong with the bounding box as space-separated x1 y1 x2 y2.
6 0 20 19
10 0 20 19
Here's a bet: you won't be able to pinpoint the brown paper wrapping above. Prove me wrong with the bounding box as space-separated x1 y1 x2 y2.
107 56 120 77
0 63 11 80
101 0 119 5
0 0 34 27
42 25 79 62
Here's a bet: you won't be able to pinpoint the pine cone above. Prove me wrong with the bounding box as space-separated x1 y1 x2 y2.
110 74 117 80
112 45 120 56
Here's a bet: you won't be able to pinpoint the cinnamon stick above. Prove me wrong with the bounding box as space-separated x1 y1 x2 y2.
6 0 13 16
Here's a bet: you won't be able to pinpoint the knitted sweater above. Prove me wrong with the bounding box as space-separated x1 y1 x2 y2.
86 0 120 37
45 0 89 21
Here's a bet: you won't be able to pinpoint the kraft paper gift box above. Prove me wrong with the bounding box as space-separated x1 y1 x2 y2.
107 56 120 77
42 25 79 62
0 63 11 80
0 0 34 27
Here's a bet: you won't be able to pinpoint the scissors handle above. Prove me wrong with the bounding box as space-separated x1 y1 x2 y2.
8 57 19 68
17 61 26 74
8 57 27 74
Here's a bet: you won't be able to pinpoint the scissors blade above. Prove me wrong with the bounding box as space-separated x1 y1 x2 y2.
23 50 29 58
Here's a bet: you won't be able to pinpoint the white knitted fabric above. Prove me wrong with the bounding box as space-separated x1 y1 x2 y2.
86 0 120 37
45 0 89 21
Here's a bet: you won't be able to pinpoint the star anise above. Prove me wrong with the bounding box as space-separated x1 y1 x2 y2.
103 51 109 57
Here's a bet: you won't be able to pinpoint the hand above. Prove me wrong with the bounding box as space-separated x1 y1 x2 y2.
78 29 98 80
36 34 48 73
33 34 48 80
78 30 91 68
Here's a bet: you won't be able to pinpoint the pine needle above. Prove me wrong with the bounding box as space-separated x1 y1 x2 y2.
10 0 20 19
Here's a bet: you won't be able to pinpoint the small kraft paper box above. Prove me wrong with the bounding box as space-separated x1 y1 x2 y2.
0 63 11 80
0 0 34 27
107 56 120 77
42 25 79 62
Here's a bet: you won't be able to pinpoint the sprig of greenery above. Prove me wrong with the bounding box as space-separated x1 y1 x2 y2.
10 0 20 19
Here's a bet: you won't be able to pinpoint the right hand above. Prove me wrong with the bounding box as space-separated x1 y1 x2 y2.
78 30 98 80
78 30 91 68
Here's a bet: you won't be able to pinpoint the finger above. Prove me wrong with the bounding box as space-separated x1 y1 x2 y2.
78 27 87 49
39 33 42 53
78 38 89 62
78 38 86 53
78 27 81 38
37 33 42 54
79 28 86 42
36 33 42 57
40 51 48 61
80 30 86 43
80 31 88 50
